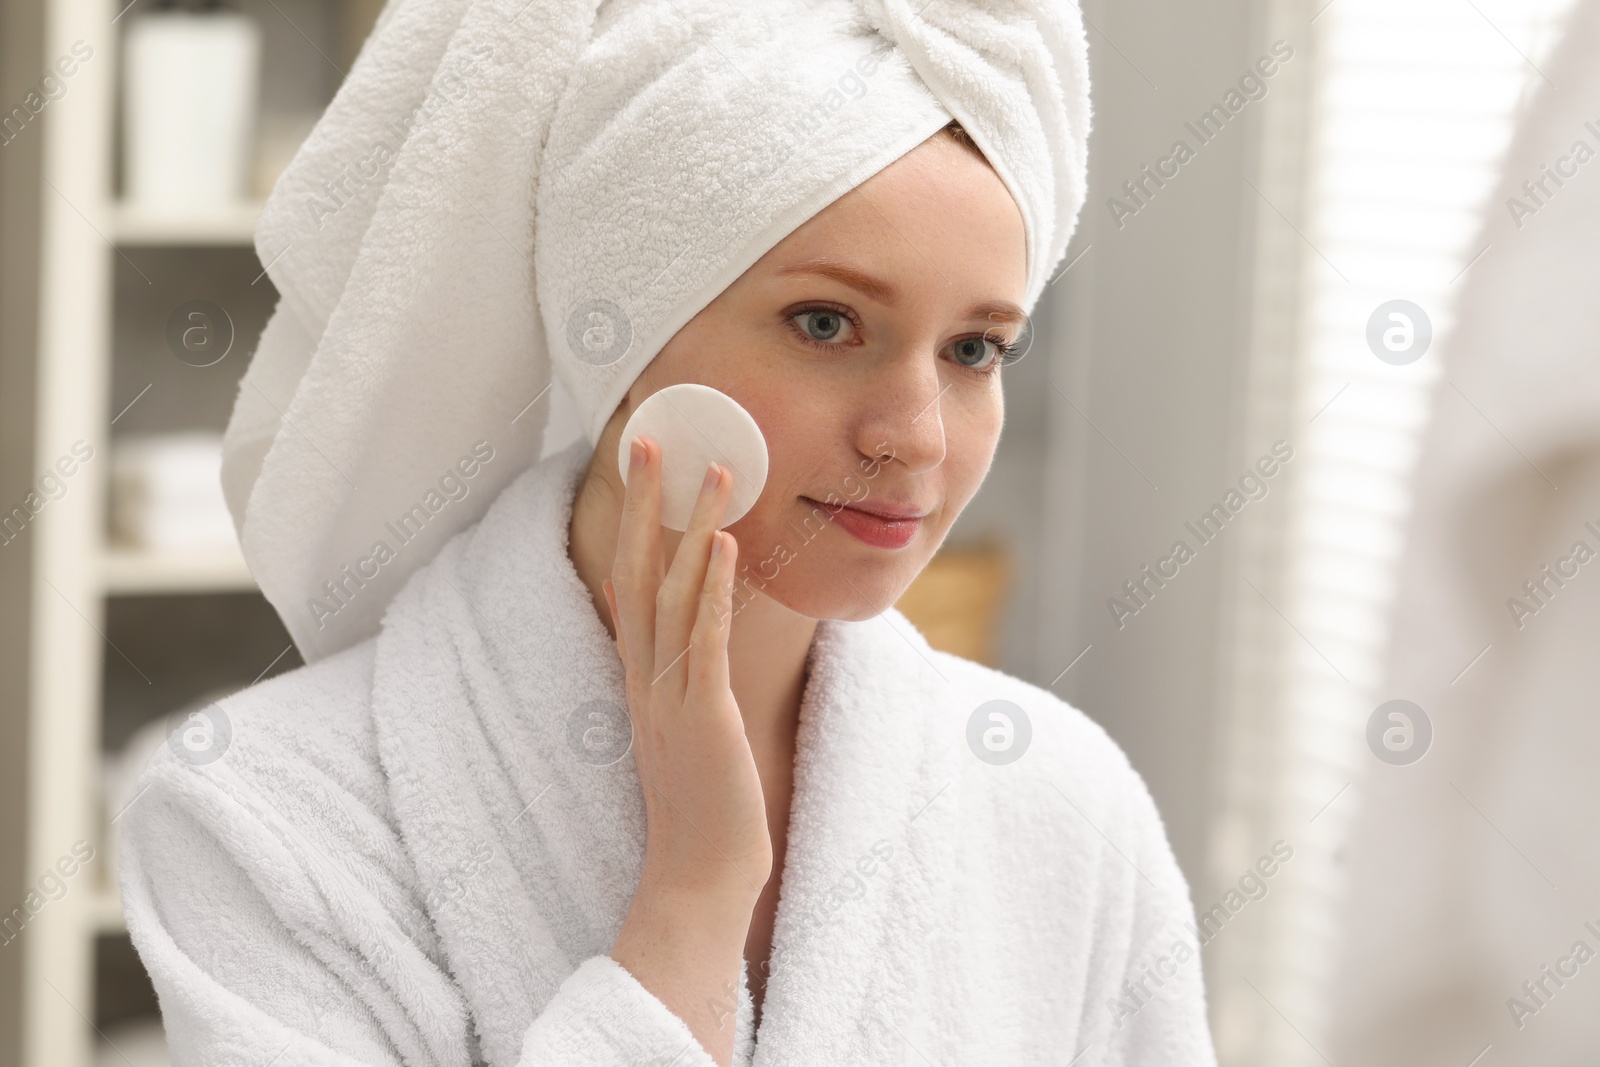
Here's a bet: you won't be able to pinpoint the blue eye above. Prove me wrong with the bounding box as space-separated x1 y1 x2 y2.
793 309 852 343
947 335 1019 374
951 336 998 369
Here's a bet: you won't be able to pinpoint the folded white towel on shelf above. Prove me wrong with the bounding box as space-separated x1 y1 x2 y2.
118 442 1217 1066
111 433 237 551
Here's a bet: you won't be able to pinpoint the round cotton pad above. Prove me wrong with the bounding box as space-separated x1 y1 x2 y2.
617 383 769 532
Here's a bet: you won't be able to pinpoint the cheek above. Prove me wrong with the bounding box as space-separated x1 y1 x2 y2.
717 385 1001 623
934 386 1004 517
731 372 841 500
719 399 826 558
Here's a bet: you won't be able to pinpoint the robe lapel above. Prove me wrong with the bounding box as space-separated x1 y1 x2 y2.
372 445 650 1067
372 444 965 1066
752 611 963 1066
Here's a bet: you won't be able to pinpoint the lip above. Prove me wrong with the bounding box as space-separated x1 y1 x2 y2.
802 496 926 550
837 500 928 521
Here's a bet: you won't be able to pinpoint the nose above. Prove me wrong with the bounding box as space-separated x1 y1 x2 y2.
857 349 947 475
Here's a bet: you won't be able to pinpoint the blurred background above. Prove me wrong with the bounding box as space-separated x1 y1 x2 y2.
2 0 1597 1063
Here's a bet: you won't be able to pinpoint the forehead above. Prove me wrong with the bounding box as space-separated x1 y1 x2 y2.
750 139 1028 304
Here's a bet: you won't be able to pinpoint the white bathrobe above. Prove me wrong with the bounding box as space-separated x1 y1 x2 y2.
119 441 1217 1067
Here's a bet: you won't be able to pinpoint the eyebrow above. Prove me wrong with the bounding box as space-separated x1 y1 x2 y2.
774 258 1028 328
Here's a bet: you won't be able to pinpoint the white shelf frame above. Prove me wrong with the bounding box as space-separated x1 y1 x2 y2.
24 1 268 1063
88 890 126 936
109 199 263 246
101 543 256 596
28 0 116 1063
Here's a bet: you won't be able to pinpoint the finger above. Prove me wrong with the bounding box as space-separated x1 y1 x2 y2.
602 579 626 659
604 576 651 784
611 434 663 682
652 461 733 700
684 530 738 711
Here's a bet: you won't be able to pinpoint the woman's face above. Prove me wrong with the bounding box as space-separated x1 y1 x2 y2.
617 129 1028 621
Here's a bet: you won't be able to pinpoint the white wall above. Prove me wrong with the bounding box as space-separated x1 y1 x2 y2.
955 0 1279 892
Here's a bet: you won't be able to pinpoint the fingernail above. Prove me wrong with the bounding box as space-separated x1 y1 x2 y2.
703 462 720 491
630 437 646 470
711 530 724 558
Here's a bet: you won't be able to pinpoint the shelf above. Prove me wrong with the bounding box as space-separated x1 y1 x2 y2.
101 544 257 596
110 200 263 247
89 891 127 935
12 3 393 1063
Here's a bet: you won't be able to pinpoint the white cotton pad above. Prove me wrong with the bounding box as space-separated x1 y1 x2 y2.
616 383 769 532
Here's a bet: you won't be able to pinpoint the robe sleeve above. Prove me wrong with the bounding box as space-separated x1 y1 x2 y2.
516 956 715 1065
118 717 718 1067
1088 771 1220 1067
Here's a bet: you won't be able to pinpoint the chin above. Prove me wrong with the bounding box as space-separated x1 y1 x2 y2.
726 506 931 621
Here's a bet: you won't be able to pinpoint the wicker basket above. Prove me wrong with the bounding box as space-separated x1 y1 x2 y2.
893 540 1012 667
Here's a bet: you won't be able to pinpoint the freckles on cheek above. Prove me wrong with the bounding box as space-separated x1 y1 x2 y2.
752 400 831 483
941 403 1002 510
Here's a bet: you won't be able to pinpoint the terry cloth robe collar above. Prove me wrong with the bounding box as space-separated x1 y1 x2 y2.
369 439 965 1065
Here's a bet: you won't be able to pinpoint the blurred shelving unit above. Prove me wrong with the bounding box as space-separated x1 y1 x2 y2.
100 542 256 596
11 1 381 1064
87 889 126 936
109 199 264 246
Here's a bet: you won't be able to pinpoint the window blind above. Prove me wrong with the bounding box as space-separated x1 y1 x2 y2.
1221 2 1578 1064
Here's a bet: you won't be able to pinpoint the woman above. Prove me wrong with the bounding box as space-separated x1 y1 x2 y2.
120 1 1217 1065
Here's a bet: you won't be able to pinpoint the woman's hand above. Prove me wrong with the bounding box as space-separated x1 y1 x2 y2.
604 434 768 1065
603 433 772 897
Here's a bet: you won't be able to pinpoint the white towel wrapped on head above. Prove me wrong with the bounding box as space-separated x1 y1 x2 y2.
221 0 1091 663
